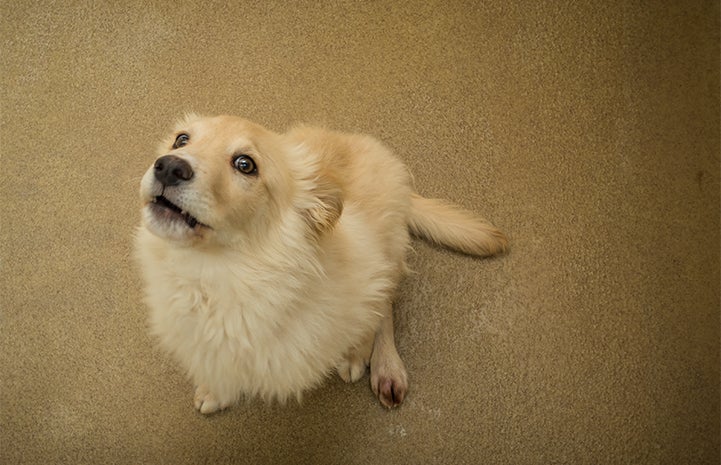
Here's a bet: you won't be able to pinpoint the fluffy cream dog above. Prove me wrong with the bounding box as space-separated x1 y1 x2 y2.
135 114 507 413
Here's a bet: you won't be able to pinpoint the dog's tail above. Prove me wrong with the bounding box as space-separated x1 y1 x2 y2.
408 193 508 257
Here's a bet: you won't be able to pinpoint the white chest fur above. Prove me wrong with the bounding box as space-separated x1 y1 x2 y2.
135 226 390 403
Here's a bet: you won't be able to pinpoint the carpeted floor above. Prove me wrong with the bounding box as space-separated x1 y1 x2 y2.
1 1 719 464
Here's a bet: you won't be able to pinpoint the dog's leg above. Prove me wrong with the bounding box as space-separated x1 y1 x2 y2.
370 304 408 408
193 384 230 415
336 332 375 383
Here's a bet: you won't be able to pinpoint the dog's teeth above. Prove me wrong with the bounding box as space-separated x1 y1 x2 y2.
180 210 187 216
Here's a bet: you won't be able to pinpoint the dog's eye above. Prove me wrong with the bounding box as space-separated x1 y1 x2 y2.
173 133 189 149
232 155 257 175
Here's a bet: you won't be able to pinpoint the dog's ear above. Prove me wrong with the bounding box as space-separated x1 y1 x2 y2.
304 175 343 233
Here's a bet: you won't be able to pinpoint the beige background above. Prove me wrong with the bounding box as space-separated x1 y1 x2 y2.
1 1 719 464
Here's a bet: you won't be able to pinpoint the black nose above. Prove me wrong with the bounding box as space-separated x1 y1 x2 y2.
154 155 193 186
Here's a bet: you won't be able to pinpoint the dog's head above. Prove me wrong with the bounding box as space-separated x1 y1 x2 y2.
139 114 343 247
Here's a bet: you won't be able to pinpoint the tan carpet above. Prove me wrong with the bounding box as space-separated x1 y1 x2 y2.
1 1 719 463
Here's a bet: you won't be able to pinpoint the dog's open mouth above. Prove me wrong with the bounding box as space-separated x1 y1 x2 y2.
149 195 206 229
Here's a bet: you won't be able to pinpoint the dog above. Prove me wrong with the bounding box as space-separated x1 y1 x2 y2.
135 114 507 414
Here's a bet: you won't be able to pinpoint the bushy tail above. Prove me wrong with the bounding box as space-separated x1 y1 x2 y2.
408 193 508 257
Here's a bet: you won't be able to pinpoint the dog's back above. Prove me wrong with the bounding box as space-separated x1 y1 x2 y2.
286 125 414 269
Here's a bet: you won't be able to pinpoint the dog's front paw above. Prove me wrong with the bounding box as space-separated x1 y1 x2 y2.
193 384 228 415
370 351 408 408
336 355 368 383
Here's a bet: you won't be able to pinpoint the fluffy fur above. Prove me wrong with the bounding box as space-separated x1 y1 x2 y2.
135 114 507 413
